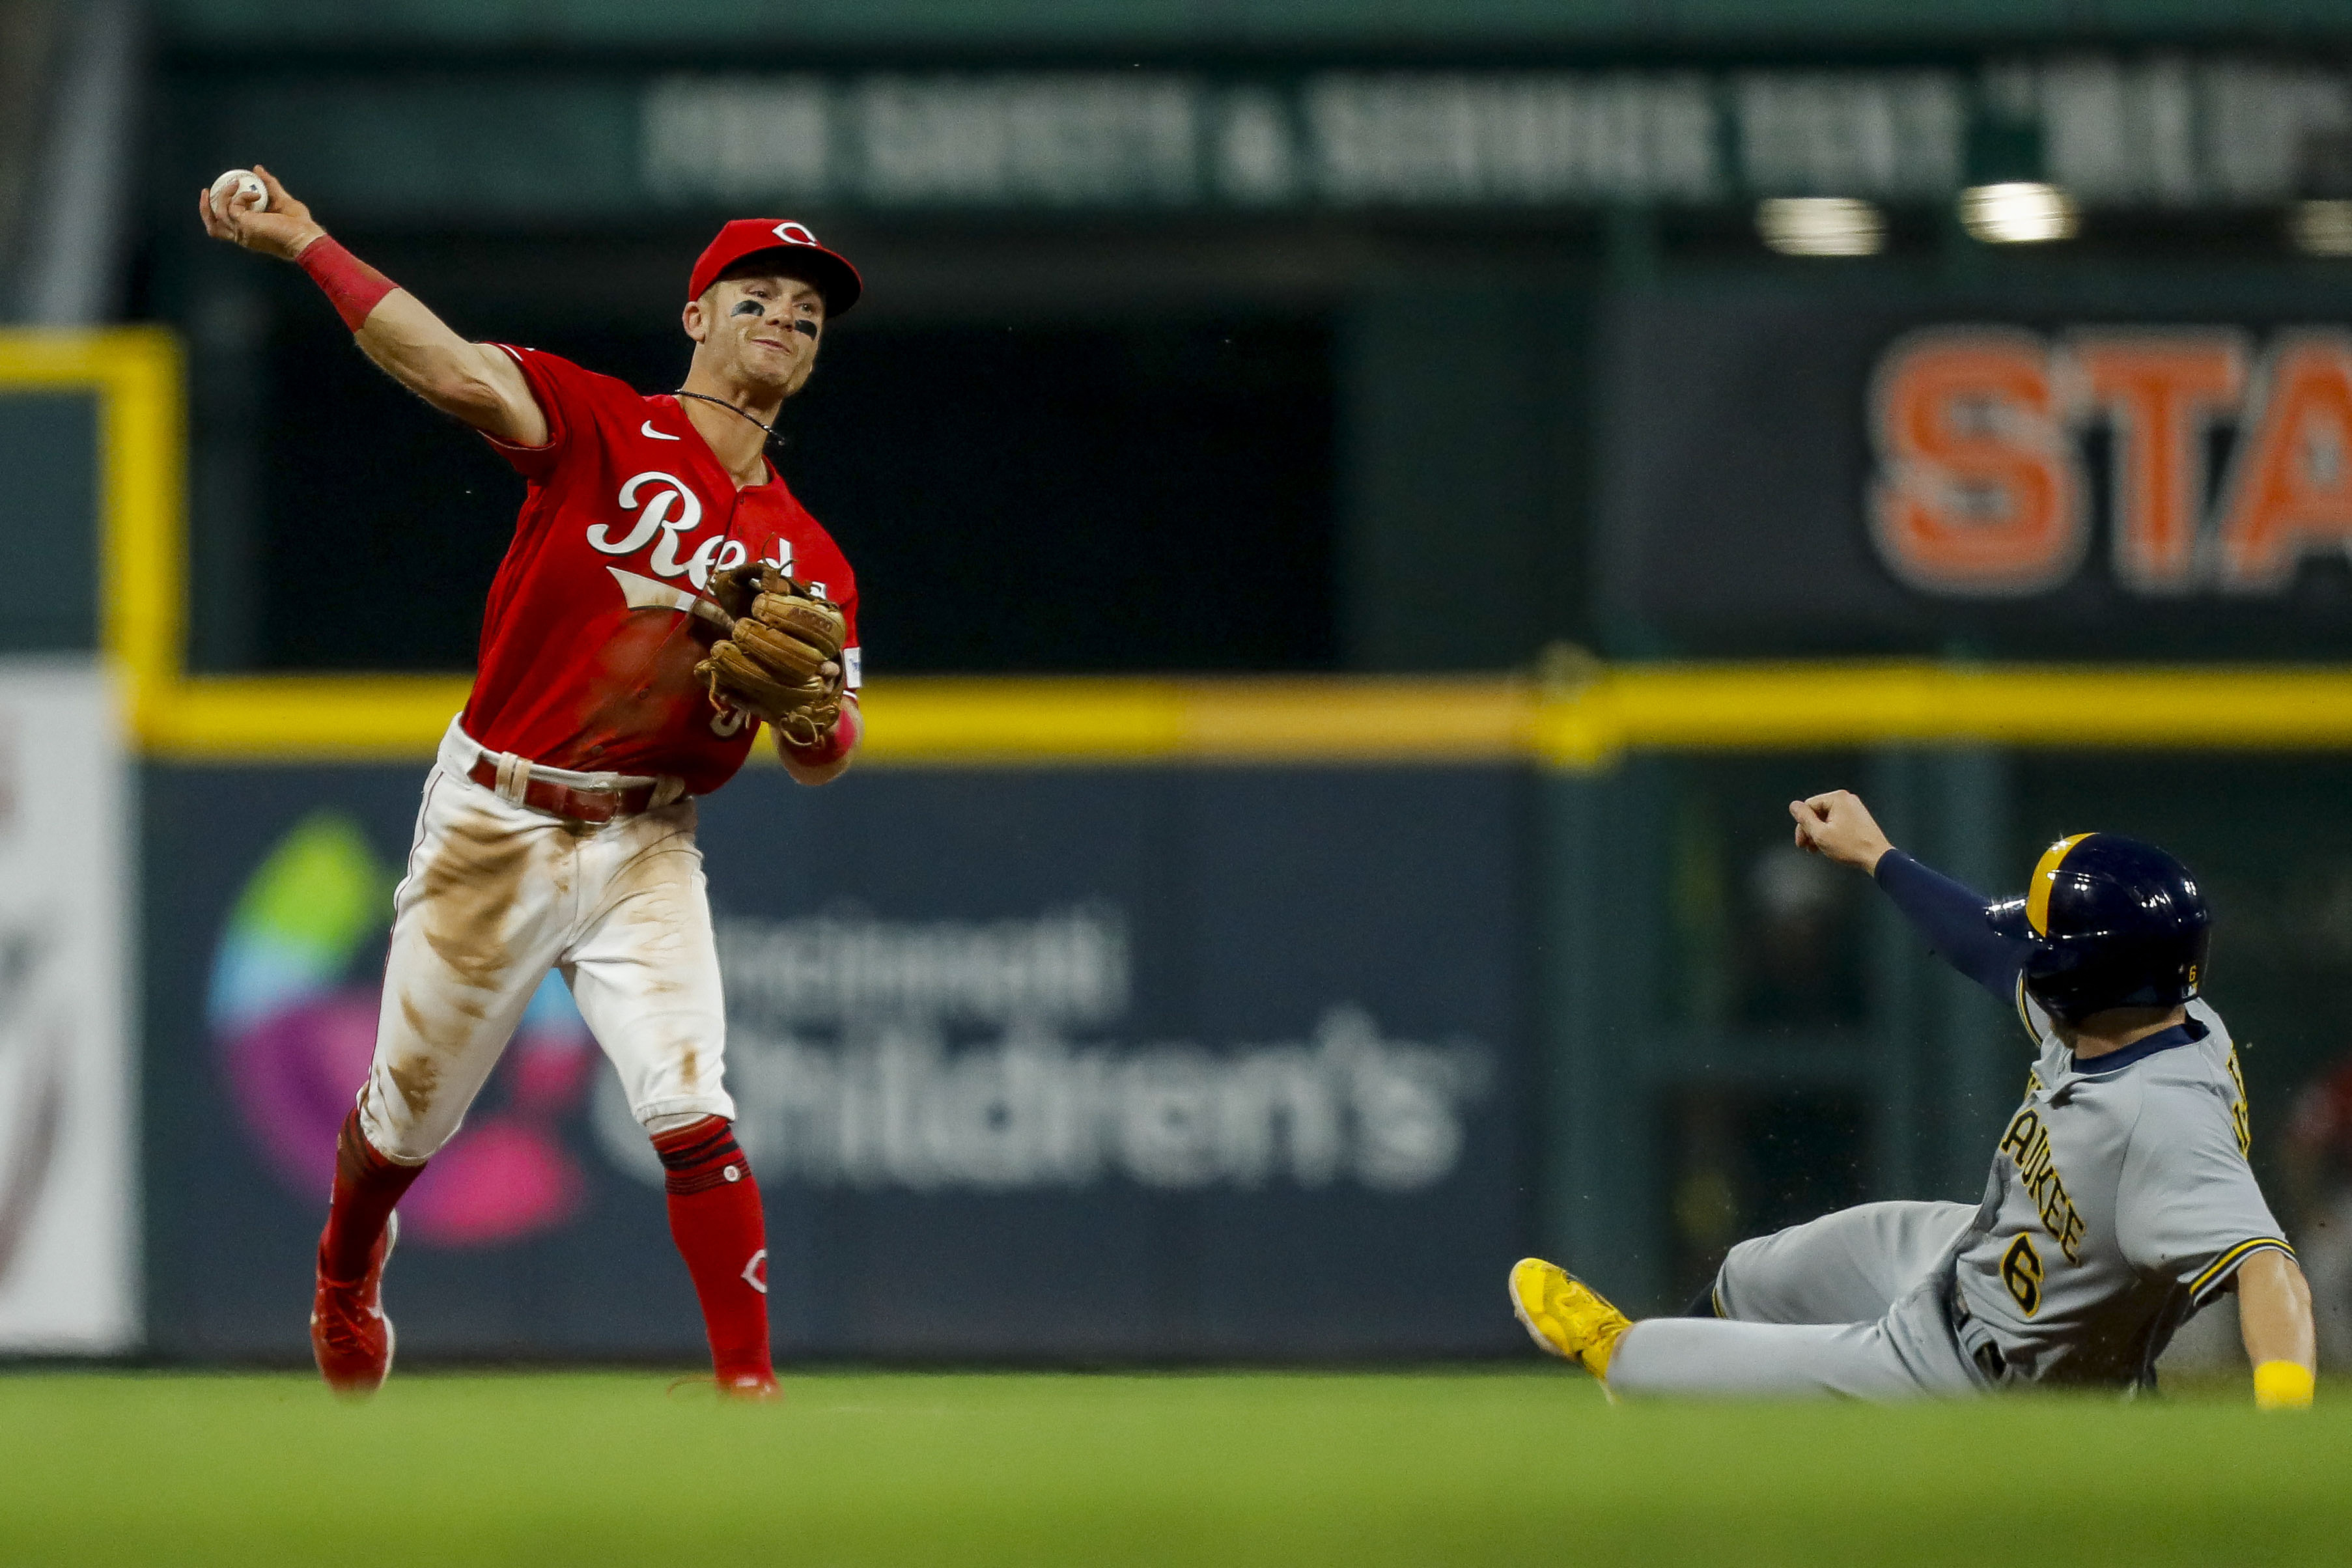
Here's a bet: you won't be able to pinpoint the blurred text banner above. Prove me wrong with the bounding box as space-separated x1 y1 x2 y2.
636 61 2352 210
165 56 2352 219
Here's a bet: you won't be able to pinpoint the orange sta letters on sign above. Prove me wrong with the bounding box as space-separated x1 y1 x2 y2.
2069 331 2246 593
1869 324 2352 600
1869 329 2084 596
2214 331 2352 592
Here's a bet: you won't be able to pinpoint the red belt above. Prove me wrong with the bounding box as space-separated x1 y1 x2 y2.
466 757 665 824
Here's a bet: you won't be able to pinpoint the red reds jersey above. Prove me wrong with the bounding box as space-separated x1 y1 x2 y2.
460 346 861 796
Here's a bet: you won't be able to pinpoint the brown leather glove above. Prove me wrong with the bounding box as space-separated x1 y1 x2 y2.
693 564 847 748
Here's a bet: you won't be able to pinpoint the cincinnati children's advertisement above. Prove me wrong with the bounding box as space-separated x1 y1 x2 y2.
145 763 1530 1359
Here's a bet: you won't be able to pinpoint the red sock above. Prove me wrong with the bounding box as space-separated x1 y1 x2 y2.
652 1117 772 1384
318 1108 424 1281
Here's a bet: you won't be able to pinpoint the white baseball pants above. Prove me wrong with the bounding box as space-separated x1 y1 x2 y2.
1606 1200 1987 1400
356 720 735 1163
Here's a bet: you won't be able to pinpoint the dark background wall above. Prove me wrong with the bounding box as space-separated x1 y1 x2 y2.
208 234 1338 674
0 392 96 652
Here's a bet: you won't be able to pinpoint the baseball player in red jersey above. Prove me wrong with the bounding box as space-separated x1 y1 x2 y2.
200 166 865 1399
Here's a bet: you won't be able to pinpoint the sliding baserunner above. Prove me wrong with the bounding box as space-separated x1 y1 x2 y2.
1513 791 2316 1408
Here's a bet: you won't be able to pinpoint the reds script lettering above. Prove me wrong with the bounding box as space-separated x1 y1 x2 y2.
591 471 756 589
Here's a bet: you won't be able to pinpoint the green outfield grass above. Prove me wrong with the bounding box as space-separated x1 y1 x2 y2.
1 1367 2345 1565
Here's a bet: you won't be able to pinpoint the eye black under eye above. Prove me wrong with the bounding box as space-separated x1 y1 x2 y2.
731 300 764 317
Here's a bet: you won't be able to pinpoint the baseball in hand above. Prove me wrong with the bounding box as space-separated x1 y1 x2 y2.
208 169 266 218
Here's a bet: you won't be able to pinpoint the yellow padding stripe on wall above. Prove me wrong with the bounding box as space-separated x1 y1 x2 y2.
135 676 1537 764
856 678 1535 765
1535 664 2352 763
0 328 184 713
132 664 2352 766
140 677 478 761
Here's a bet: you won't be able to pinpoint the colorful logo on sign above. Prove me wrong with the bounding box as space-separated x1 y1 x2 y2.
207 811 596 1246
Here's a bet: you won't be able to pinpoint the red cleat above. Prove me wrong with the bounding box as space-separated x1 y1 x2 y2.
311 1212 397 1398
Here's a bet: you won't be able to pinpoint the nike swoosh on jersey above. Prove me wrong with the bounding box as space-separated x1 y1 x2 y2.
608 567 731 628
641 421 682 440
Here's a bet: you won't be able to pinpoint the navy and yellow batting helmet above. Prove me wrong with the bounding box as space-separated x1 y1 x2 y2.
1988 833 2211 1024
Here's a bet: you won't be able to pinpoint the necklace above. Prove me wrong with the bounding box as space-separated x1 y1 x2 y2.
673 389 778 439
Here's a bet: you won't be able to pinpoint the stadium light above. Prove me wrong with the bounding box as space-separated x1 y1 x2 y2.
1756 197 1885 257
1958 182 2078 244
2290 199 2352 256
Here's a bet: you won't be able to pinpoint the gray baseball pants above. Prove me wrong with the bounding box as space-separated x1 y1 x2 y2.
1606 1200 1989 1400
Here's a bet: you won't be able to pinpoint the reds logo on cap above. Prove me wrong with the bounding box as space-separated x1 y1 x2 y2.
688 219 863 316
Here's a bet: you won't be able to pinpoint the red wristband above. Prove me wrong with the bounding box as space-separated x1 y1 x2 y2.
296 235 399 331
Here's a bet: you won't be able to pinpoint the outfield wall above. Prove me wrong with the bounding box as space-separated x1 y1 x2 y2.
129 740 2352 1364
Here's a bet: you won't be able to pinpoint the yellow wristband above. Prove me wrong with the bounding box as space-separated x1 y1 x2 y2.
2253 1360 2315 1410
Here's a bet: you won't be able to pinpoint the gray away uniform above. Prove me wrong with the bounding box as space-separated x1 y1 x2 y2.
1606 856 2294 1401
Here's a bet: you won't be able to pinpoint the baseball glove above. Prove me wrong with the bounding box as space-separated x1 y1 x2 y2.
694 563 847 748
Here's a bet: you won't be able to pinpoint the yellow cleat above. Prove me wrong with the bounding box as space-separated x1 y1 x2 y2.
1510 1257 1632 1380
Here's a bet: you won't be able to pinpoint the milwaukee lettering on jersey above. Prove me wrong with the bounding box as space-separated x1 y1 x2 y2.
466 345 860 794
1998 1106 2088 1263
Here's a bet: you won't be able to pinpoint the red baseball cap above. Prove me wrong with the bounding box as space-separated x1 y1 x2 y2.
688 219 863 317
